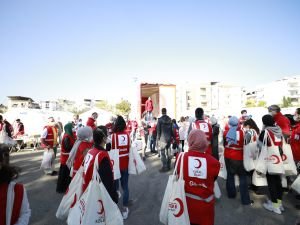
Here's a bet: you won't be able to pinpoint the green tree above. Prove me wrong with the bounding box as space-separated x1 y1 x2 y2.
116 99 131 116
245 99 256 108
68 106 89 115
282 96 292 108
257 100 267 107
95 100 113 112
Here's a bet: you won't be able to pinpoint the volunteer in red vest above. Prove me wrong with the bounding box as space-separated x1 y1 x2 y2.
258 115 284 214
86 112 98 130
290 108 300 209
0 115 13 140
56 123 75 193
223 116 252 205
82 126 118 203
111 115 131 219
188 108 213 155
41 117 58 175
13 119 24 139
0 144 31 225
130 118 138 141
268 105 291 140
145 97 153 121
66 126 93 177
176 130 220 225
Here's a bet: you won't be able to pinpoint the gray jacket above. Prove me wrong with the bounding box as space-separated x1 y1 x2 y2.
157 115 174 144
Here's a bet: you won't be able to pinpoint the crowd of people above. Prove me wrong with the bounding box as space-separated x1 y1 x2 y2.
0 103 299 225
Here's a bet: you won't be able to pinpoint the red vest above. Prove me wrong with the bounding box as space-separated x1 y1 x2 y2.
43 126 57 148
192 120 213 154
72 141 93 176
224 129 244 161
82 148 111 193
173 128 180 144
291 123 300 161
60 134 75 165
86 117 96 130
0 183 24 225
177 151 220 199
112 132 130 171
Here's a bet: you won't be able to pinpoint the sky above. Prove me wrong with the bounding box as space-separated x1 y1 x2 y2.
1 0 300 104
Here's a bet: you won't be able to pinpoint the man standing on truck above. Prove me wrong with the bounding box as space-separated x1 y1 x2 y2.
156 108 174 172
145 97 153 121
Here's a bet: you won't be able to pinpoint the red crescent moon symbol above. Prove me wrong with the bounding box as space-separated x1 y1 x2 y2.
70 194 77 208
271 154 280 164
173 198 184 217
97 200 104 215
281 154 287 161
194 159 202 169
122 136 126 142
111 159 114 166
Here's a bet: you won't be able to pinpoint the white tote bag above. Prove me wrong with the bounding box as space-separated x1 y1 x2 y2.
108 134 121 180
160 152 190 225
56 166 84 220
160 153 183 225
40 149 54 170
291 175 300 194
252 171 268 186
128 142 146 175
265 131 284 175
218 154 227 179
281 137 297 176
67 153 123 225
243 130 258 172
0 127 16 146
255 131 268 174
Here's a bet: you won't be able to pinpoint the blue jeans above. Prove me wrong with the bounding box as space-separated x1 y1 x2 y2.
115 169 129 206
150 136 156 152
226 170 251 205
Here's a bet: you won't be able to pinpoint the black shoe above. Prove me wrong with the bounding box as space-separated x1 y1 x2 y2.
296 195 300 200
50 171 58 176
142 157 146 161
151 150 158 154
295 204 300 210
159 168 169 173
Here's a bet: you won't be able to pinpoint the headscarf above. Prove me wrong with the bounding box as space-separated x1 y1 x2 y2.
64 123 73 137
262 114 282 138
188 129 208 151
226 116 239 145
210 116 217 126
66 126 93 168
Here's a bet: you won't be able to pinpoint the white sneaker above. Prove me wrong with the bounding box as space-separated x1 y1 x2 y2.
122 207 129 220
117 191 121 199
263 201 281 215
279 204 285 212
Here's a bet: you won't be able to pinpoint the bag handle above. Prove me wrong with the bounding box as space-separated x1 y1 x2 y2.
172 152 184 177
92 153 102 182
178 152 185 180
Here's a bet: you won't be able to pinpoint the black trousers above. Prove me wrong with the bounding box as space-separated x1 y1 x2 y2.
180 140 185 152
266 173 283 203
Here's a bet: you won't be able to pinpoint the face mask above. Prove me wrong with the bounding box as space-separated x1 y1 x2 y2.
242 113 247 117
294 115 300 122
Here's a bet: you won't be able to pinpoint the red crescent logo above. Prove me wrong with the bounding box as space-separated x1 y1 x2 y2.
122 136 126 142
281 154 287 161
97 200 104 215
70 194 77 208
194 158 202 169
173 198 184 217
270 154 280 164
111 160 114 166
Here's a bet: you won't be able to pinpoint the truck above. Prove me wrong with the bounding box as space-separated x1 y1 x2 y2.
138 83 177 119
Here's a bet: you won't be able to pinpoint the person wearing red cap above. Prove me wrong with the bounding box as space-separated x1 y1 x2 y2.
176 129 220 225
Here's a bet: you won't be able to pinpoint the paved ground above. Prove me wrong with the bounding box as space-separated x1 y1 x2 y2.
10 149 300 225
